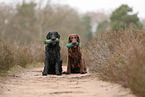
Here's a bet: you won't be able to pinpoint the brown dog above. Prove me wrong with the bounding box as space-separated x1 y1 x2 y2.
66 34 86 74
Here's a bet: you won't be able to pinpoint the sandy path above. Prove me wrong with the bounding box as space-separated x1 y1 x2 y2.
0 66 136 97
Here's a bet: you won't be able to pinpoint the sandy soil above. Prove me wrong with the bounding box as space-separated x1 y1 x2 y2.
0 66 136 97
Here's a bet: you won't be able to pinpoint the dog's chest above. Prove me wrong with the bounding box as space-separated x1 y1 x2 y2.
47 46 60 60
69 49 81 59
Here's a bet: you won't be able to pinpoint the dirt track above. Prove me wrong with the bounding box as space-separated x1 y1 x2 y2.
0 66 136 97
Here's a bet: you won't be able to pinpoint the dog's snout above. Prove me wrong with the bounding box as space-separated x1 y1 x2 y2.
51 38 56 41
51 36 56 41
72 40 77 44
51 33 56 41
72 42 76 45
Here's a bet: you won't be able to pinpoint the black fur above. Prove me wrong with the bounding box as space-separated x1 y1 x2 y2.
42 31 62 76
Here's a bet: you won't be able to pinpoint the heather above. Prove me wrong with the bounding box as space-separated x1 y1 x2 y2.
84 25 145 97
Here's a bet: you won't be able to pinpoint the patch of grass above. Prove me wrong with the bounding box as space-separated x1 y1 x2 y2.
84 25 145 97
26 62 44 68
8 62 43 74
7 65 23 74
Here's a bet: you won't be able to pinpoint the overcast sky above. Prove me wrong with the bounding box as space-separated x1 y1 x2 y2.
0 0 145 19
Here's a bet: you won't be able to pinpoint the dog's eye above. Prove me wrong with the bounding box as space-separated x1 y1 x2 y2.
54 33 57 36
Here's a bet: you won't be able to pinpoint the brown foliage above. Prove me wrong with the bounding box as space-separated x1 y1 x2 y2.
84 25 145 97
0 37 44 72
0 39 14 71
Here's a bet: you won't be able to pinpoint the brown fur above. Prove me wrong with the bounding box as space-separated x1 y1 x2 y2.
66 34 86 74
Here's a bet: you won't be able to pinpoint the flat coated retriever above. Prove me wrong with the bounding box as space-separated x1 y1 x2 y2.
66 34 86 74
42 31 62 76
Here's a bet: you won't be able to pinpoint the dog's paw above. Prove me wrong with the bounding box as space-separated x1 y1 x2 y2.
42 74 47 76
56 73 62 76
62 71 66 74
65 72 70 75
42 72 47 76
81 72 85 74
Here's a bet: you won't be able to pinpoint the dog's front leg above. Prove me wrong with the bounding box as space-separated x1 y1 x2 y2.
42 52 49 76
80 56 85 74
55 61 61 75
66 58 71 74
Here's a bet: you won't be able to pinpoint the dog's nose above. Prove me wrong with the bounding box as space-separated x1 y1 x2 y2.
72 42 76 45
51 38 56 41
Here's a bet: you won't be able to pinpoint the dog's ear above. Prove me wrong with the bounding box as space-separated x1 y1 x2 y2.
68 35 71 43
77 35 80 43
56 32 60 39
46 32 51 39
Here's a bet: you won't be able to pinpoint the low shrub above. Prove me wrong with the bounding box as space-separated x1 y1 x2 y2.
0 39 14 72
0 39 44 73
13 47 33 68
84 25 145 97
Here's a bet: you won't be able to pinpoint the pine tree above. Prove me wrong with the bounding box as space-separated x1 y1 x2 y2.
110 4 143 31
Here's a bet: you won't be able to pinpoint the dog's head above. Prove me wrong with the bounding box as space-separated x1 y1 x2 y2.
68 34 80 48
46 31 60 45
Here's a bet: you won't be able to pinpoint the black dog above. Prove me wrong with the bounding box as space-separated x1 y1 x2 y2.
42 31 62 76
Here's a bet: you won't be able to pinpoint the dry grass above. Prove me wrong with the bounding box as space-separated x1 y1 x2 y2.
0 39 14 72
84 25 145 97
0 38 44 73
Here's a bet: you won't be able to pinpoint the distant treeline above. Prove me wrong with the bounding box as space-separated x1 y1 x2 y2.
0 1 92 44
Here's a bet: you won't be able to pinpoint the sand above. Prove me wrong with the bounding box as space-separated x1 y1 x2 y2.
0 66 136 97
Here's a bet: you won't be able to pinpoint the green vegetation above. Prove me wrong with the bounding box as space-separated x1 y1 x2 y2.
110 4 143 31
81 16 92 41
96 20 110 34
84 25 145 97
